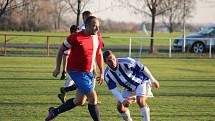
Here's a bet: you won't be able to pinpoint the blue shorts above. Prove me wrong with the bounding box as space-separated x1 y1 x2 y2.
67 70 94 94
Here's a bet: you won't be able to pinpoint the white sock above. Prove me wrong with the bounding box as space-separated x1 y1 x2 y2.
120 110 133 121
140 106 150 121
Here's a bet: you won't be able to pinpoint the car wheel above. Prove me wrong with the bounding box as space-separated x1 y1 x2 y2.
192 42 205 53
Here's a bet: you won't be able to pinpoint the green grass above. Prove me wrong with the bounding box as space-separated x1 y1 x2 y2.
0 57 215 121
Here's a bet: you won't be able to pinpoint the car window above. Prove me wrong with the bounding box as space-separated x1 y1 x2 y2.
198 27 215 35
210 28 215 36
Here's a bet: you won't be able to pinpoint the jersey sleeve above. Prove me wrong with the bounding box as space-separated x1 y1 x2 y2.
63 34 76 48
134 60 144 72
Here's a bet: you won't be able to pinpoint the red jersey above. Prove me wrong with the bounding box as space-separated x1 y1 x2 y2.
63 30 103 72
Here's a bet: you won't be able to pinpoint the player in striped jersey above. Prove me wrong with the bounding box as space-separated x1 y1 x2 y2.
103 50 159 121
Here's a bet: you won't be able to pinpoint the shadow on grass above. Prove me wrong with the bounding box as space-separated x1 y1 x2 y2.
175 68 210 73
0 102 59 106
131 113 215 118
0 66 51 72
160 79 215 82
0 77 55 81
158 93 215 97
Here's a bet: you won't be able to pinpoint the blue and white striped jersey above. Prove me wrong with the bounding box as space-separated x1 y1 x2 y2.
104 57 150 91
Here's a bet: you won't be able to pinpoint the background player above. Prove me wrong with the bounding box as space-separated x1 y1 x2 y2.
58 25 78 103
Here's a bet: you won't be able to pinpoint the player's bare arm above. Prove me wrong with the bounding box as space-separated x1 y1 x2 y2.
143 66 160 89
96 49 104 85
152 80 159 89
53 45 68 77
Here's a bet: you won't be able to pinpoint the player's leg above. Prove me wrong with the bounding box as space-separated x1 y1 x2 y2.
58 54 70 103
80 71 100 121
137 96 150 121
118 89 134 121
60 70 66 80
46 70 87 121
61 76 76 93
117 101 133 121
136 82 153 121
58 76 76 103
64 84 76 92
71 70 101 121
45 90 86 121
86 90 101 121
57 90 87 113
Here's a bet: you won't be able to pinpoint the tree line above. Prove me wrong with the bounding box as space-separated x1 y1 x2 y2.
0 0 87 31
0 0 197 32
0 0 200 52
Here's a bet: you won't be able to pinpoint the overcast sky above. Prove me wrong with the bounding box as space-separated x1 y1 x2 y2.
86 0 215 25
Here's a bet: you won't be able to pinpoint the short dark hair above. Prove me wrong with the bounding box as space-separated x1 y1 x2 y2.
103 50 114 62
85 16 97 25
70 25 78 34
82 11 92 19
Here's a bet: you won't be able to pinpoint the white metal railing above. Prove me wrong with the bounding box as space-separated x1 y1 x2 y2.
110 36 215 58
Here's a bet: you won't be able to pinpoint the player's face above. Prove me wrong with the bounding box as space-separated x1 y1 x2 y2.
87 19 99 35
105 54 117 70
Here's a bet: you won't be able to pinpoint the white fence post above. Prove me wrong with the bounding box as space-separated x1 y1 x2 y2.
183 36 186 52
129 37 131 57
139 38 143 57
209 38 212 58
169 38 172 58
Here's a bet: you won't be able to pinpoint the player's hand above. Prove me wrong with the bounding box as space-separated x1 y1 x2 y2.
53 68 60 78
152 80 160 89
127 97 136 103
96 73 104 85
93 73 97 80
122 98 135 107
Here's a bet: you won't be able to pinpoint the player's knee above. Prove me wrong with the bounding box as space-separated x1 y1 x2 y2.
86 90 97 105
76 101 85 106
74 98 85 106
137 100 147 108
87 98 97 105
137 97 147 108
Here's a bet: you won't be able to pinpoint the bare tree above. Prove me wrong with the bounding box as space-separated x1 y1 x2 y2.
0 0 12 18
16 0 55 31
65 0 90 26
0 0 26 18
51 0 68 30
0 0 31 30
160 0 196 33
122 0 169 52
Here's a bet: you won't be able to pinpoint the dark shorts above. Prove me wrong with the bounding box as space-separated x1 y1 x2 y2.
67 70 94 94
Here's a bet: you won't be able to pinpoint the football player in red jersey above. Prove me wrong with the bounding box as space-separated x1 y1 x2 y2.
45 16 104 121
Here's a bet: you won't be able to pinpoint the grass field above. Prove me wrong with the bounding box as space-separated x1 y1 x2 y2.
0 56 215 121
